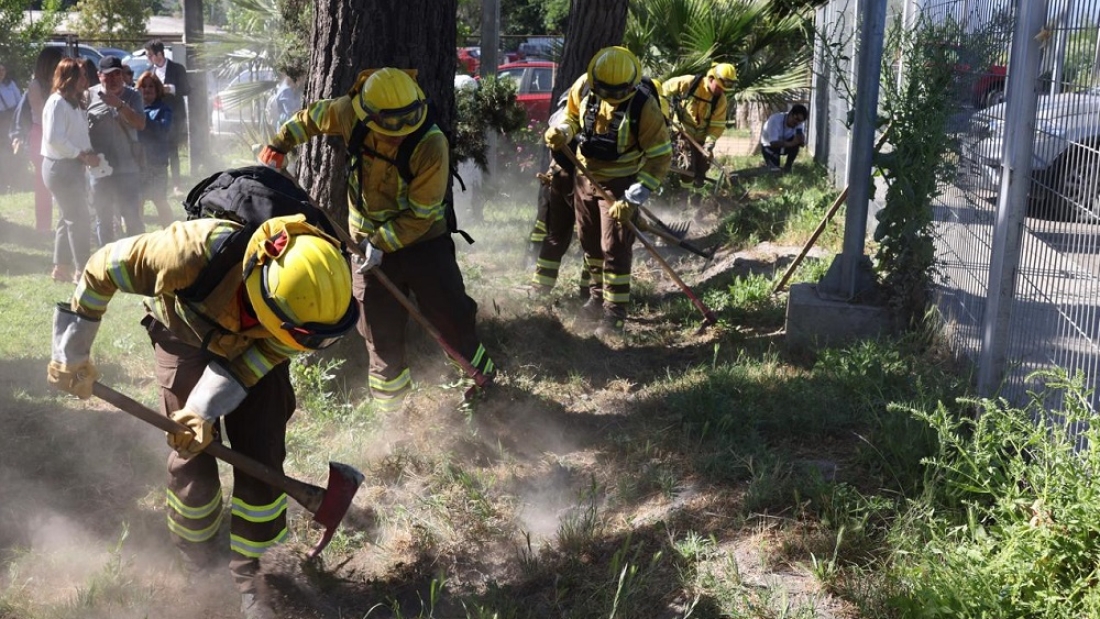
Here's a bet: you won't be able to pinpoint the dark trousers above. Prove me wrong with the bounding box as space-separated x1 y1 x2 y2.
533 167 590 292
762 145 800 171
146 317 295 594
92 171 144 245
677 133 710 188
573 173 635 318
352 234 494 407
43 157 91 271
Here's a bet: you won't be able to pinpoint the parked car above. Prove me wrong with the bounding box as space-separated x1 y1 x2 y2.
211 68 277 136
496 61 556 123
97 46 130 59
457 46 480 75
43 41 103 64
963 87 1100 221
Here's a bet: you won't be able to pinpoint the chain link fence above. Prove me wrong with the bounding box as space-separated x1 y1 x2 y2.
814 0 1100 411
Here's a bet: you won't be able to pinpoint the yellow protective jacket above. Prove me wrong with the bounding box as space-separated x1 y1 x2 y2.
269 95 449 253
662 74 728 145
560 74 672 191
71 219 297 388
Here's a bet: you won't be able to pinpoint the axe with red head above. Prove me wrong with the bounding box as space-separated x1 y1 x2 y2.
92 382 364 558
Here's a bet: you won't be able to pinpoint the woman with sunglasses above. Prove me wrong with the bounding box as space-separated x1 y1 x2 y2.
543 46 673 338
259 67 496 412
46 213 357 618
662 62 737 203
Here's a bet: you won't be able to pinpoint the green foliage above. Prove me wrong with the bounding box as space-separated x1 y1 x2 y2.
0 0 63 83
72 0 150 46
872 17 958 328
453 76 527 169
886 371 1100 617
624 0 812 106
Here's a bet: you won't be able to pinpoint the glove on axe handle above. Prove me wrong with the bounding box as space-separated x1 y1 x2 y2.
93 382 323 501
558 147 718 331
92 382 364 557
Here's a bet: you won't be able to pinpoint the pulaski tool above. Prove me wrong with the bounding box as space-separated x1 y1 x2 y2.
92 382 365 558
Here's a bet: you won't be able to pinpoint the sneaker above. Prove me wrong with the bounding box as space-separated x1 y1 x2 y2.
50 264 72 283
594 313 625 338
240 592 276 619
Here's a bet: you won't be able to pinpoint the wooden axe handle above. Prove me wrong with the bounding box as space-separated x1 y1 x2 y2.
92 382 326 513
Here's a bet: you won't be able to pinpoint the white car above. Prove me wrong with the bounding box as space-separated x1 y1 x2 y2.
964 88 1100 221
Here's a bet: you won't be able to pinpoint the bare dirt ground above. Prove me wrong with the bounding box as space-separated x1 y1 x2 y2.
0 177 851 619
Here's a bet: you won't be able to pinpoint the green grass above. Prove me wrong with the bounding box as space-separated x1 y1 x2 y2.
0 154 1076 619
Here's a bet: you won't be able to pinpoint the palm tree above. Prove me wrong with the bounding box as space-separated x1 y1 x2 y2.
624 0 815 140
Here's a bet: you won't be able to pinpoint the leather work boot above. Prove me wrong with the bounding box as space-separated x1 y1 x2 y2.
594 311 626 338
240 592 276 619
578 297 603 323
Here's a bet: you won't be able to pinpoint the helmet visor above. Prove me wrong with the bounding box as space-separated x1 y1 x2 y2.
256 264 360 350
366 99 426 133
716 77 735 90
592 80 634 102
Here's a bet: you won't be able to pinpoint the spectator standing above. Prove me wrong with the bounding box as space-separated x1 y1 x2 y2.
41 57 100 284
137 71 174 227
0 63 22 193
144 39 190 193
759 104 808 173
87 55 146 244
268 72 302 128
17 47 64 233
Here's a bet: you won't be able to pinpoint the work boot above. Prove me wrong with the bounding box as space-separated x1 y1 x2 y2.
240 592 276 619
594 310 626 338
578 297 603 323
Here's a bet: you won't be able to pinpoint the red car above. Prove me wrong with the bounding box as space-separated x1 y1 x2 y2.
496 61 556 122
457 47 480 75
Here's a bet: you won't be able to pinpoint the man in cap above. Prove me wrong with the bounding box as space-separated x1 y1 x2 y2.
87 55 146 244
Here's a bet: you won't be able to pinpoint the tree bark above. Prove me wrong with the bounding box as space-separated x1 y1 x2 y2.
300 0 457 222
551 0 630 104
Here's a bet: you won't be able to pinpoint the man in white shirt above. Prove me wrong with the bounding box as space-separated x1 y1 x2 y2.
759 104 808 173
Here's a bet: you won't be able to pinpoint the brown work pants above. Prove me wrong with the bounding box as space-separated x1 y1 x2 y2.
146 316 294 594
573 173 635 318
533 167 591 294
677 133 711 188
353 233 494 407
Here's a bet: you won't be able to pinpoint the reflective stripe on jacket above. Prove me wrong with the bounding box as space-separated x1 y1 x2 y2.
72 219 296 387
270 96 448 252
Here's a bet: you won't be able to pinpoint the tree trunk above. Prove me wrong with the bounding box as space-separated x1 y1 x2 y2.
300 0 457 222
551 0 630 104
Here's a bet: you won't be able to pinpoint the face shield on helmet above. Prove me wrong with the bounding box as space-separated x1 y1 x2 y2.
353 67 428 137
587 46 641 104
708 62 737 91
243 217 358 352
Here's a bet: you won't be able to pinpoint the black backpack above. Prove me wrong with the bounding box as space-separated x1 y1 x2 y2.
346 100 474 245
177 165 341 303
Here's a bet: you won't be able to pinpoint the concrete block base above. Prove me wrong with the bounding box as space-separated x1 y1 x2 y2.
785 282 896 349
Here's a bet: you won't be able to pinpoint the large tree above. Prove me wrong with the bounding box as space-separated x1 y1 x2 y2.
550 0 630 113
299 0 457 219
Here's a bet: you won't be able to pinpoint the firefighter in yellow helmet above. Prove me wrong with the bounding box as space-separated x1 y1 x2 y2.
662 62 736 200
47 210 357 618
260 67 496 411
543 46 672 337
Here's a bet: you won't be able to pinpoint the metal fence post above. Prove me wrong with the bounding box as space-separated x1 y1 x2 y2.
976 0 1047 398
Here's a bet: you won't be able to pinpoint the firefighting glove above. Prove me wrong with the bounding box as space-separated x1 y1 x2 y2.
704 140 716 158
608 200 637 225
354 238 383 274
544 124 573 151
166 408 214 459
258 145 286 170
47 304 102 399
623 183 651 206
